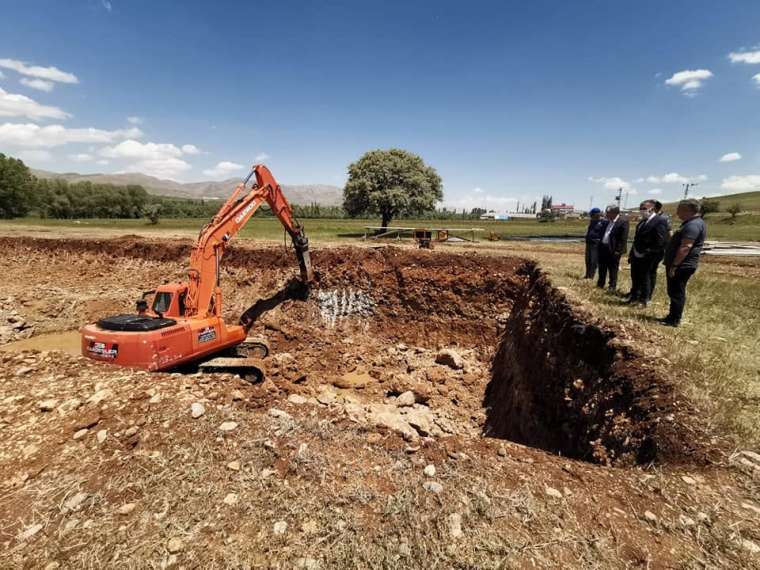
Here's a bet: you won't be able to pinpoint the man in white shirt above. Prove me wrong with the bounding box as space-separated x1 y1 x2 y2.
597 205 629 290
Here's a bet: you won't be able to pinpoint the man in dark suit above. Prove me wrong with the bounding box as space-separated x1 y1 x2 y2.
583 207 605 279
647 200 671 301
596 205 629 291
626 199 669 306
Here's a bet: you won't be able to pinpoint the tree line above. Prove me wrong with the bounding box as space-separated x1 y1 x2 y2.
0 152 489 222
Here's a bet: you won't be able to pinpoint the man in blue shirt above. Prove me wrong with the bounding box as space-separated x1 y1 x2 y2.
584 207 604 279
659 199 707 327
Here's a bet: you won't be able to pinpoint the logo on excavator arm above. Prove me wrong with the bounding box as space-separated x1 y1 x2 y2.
235 202 256 224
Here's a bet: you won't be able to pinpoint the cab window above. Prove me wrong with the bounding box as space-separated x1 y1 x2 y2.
152 292 173 315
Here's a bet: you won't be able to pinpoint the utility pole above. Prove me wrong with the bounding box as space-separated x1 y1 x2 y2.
615 187 623 208
683 182 698 199
624 190 629 210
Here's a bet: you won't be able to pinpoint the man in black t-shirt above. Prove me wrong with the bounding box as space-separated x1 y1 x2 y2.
659 199 706 327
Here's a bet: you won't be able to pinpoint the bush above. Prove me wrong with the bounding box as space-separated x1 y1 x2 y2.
727 203 741 219
0 154 35 218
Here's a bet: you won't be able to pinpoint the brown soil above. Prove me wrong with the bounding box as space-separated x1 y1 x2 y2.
1 236 758 568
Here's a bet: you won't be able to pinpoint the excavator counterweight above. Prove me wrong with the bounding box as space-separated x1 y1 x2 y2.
80 164 313 372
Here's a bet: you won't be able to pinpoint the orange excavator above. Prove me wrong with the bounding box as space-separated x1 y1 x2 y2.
81 164 313 372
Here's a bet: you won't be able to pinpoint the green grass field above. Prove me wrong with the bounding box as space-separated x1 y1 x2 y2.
3 212 759 241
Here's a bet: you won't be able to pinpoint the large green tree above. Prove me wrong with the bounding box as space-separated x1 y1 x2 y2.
0 153 35 219
343 148 443 228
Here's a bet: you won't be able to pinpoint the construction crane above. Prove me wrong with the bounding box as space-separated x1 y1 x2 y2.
81 164 313 373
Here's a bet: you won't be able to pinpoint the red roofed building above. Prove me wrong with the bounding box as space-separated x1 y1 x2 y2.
550 203 575 217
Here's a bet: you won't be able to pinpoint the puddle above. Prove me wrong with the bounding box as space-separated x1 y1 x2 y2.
0 330 81 355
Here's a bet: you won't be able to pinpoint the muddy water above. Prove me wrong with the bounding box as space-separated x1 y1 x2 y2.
0 330 81 356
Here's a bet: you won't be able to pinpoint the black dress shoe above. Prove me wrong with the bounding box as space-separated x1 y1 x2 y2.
657 317 679 327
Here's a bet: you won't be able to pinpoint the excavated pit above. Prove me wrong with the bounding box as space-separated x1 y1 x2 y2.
0 237 707 465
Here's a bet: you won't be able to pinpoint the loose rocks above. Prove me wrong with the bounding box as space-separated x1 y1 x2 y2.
191 403 205 418
435 349 464 370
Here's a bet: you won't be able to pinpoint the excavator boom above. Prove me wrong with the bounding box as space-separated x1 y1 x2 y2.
185 164 313 318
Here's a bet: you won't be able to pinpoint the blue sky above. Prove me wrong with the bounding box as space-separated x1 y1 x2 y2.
1 0 759 211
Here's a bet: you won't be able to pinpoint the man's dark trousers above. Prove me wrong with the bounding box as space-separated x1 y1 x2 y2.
648 253 664 300
630 255 658 301
665 267 696 323
597 247 621 289
584 240 600 278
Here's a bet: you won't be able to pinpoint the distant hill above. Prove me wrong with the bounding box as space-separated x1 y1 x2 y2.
30 169 344 207
665 190 760 212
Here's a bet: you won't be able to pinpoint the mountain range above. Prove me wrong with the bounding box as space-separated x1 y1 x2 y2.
31 169 344 207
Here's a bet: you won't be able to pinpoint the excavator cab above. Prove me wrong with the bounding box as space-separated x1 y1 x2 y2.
146 284 188 319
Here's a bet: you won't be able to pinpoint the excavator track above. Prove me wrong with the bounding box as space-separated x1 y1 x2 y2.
199 356 266 383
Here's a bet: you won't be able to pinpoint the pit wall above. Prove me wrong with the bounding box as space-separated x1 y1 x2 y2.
484 262 707 466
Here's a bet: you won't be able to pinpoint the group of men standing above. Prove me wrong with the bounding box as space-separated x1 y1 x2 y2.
584 198 707 327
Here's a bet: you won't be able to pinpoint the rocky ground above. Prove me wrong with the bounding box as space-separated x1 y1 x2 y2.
0 237 759 568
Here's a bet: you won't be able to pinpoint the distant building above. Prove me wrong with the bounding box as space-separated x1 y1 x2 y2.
506 212 540 220
479 211 508 220
550 203 575 217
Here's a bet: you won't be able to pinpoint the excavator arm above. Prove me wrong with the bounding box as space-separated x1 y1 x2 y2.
184 164 313 318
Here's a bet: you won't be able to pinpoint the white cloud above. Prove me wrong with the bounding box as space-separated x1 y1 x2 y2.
99 139 184 160
101 0 112 12
0 123 142 147
754 73 760 87
589 176 633 191
0 58 78 84
729 50 760 65
648 188 663 195
646 172 707 184
127 116 143 125
472 187 483 193
254 152 270 162
19 78 54 92
0 70 4 79
18 149 52 163
69 153 93 162
721 175 760 192
120 158 191 180
202 161 245 178
0 87 70 120
96 159 109 165
719 152 742 163
181 144 201 155
664 69 713 93
100 139 200 181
